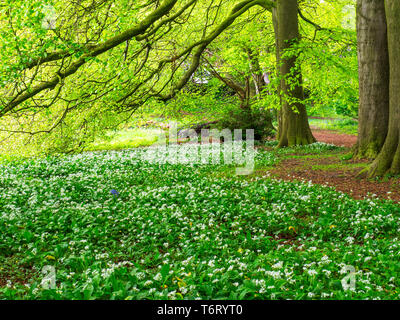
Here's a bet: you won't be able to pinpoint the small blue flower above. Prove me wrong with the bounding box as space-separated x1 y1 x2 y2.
110 189 120 197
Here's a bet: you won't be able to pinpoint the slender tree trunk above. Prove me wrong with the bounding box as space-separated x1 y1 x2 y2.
274 0 315 147
247 48 266 96
354 0 389 159
245 48 275 133
366 0 400 177
272 7 283 140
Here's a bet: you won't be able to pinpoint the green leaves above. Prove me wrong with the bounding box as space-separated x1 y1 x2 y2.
1 143 400 299
160 264 170 281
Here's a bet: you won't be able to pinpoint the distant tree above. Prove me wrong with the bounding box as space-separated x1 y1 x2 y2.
0 0 275 153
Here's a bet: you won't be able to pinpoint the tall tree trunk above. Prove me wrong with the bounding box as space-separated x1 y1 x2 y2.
366 0 400 177
354 0 389 159
274 0 315 147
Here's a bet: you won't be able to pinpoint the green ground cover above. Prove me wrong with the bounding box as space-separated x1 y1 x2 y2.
1 143 399 300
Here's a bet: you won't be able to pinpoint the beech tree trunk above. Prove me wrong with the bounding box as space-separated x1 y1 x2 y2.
354 0 389 159
274 0 315 147
367 0 400 177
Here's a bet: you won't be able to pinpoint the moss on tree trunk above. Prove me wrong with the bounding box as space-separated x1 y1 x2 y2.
366 0 400 177
354 0 389 159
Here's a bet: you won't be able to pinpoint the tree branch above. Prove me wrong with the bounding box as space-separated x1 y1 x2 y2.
1 0 179 117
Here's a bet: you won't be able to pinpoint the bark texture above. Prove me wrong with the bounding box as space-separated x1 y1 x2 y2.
354 0 389 159
367 0 400 177
274 0 315 147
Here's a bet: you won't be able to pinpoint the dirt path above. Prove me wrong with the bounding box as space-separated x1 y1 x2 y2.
312 128 357 148
269 129 400 203
271 156 400 203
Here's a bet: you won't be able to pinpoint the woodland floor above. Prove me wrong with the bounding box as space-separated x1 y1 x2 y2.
311 128 357 148
267 128 400 203
2 125 400 299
